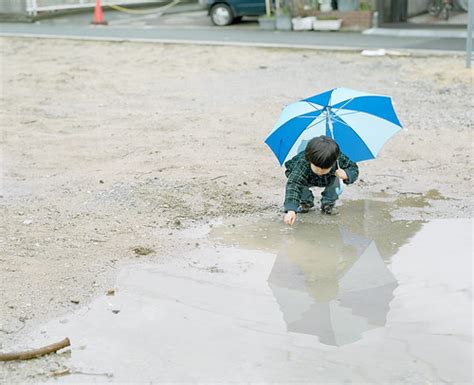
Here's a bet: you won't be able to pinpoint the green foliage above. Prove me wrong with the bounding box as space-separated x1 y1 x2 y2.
359 2 372 11
284 0 316 17
277 6 291 16
316 15 339 20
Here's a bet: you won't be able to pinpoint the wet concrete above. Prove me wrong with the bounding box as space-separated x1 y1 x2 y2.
19 200 472 384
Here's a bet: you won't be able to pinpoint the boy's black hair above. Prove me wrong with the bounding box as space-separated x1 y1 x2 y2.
304 136 340 169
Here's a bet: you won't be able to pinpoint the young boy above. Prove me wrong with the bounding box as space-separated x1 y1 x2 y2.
283 135 359 225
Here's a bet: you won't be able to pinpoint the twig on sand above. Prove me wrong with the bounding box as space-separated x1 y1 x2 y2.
0 337 70 361
71 370 114 378
374 174 404 179
210 175 226 181
49 368 71 377
395 191 424 195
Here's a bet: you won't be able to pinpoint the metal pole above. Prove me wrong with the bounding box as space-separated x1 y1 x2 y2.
376 0 384 26
325 107 344 194
326 107 333 138
265 0 271 17
466 0 473 68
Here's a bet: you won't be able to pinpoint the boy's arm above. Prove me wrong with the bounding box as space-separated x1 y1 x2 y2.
339 153 359 185
284 161 308 212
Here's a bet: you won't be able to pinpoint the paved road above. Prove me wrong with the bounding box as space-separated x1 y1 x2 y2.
0 5 470 53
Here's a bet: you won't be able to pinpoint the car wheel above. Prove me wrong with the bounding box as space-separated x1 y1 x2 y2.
210 3 234 26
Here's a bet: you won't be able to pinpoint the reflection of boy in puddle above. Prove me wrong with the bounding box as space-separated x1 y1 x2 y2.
283 136 358 224
276 226 360 302
211 200 423 344
270 221 403 344
274 208 417 303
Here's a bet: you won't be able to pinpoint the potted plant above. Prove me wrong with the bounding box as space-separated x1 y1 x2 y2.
312 14 342 30
258 0 276 30
292 16 316 30
258 14 276 30
275 1 292 30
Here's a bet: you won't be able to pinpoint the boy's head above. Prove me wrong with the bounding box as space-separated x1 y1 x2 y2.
304 136 340 176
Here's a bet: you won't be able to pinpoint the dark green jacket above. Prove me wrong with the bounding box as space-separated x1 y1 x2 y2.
284 152 359 212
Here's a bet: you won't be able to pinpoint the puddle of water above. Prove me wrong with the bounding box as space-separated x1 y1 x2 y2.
372 188 450 209
21 201 472 384
210 200 423 346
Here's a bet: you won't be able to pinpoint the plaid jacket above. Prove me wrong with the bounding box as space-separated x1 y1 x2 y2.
284 151 359 212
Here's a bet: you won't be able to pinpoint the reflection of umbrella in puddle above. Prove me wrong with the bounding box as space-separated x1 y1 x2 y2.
268 230 397 346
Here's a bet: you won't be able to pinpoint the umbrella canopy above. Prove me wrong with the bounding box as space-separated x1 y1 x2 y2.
265 87 403 165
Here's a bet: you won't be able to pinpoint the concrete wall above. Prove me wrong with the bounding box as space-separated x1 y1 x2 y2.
34 0 96 6
0 0 87 15
0 0 27 14
0 0 164 19
0 0 29 21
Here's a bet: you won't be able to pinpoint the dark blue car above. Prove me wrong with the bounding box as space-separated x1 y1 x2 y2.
201 0 266 26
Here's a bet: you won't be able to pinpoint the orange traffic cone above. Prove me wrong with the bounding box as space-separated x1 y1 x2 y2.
92 0 107 25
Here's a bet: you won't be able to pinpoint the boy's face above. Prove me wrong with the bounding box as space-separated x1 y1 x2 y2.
310 163 332 176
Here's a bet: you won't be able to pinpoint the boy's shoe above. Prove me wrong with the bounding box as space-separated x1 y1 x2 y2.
321 204 339 216
297 201 315 214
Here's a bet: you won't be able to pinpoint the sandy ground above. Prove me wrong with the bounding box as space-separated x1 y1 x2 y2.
0 36 472 380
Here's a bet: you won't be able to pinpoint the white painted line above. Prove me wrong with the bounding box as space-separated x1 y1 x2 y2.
363 28 467 39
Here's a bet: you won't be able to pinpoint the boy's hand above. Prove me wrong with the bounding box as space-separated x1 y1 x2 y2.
336 168 348 180
284 211 297 226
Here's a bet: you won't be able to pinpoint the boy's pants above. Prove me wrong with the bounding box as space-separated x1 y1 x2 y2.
301 177 339 208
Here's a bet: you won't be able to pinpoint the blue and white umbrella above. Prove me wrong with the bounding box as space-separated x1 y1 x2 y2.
265 87 403 166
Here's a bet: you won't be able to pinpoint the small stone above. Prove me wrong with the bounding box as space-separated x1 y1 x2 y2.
22 219 33 225
106 289 115 296
132 246 154 256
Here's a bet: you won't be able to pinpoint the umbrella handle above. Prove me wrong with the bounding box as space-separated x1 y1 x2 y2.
335 177 345 196
335 159 344 195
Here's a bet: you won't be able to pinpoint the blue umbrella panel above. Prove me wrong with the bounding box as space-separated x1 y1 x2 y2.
265 87 403 165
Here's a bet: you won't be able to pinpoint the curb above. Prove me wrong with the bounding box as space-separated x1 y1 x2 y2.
363 27 468 39
0 32 467 58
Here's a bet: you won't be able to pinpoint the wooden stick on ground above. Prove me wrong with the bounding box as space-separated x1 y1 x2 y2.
0 337 70 361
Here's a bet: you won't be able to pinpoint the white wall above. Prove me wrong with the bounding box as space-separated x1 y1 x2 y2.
0 0 27 14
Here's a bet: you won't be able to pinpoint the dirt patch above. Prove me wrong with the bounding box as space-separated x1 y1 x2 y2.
0 37 472 381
